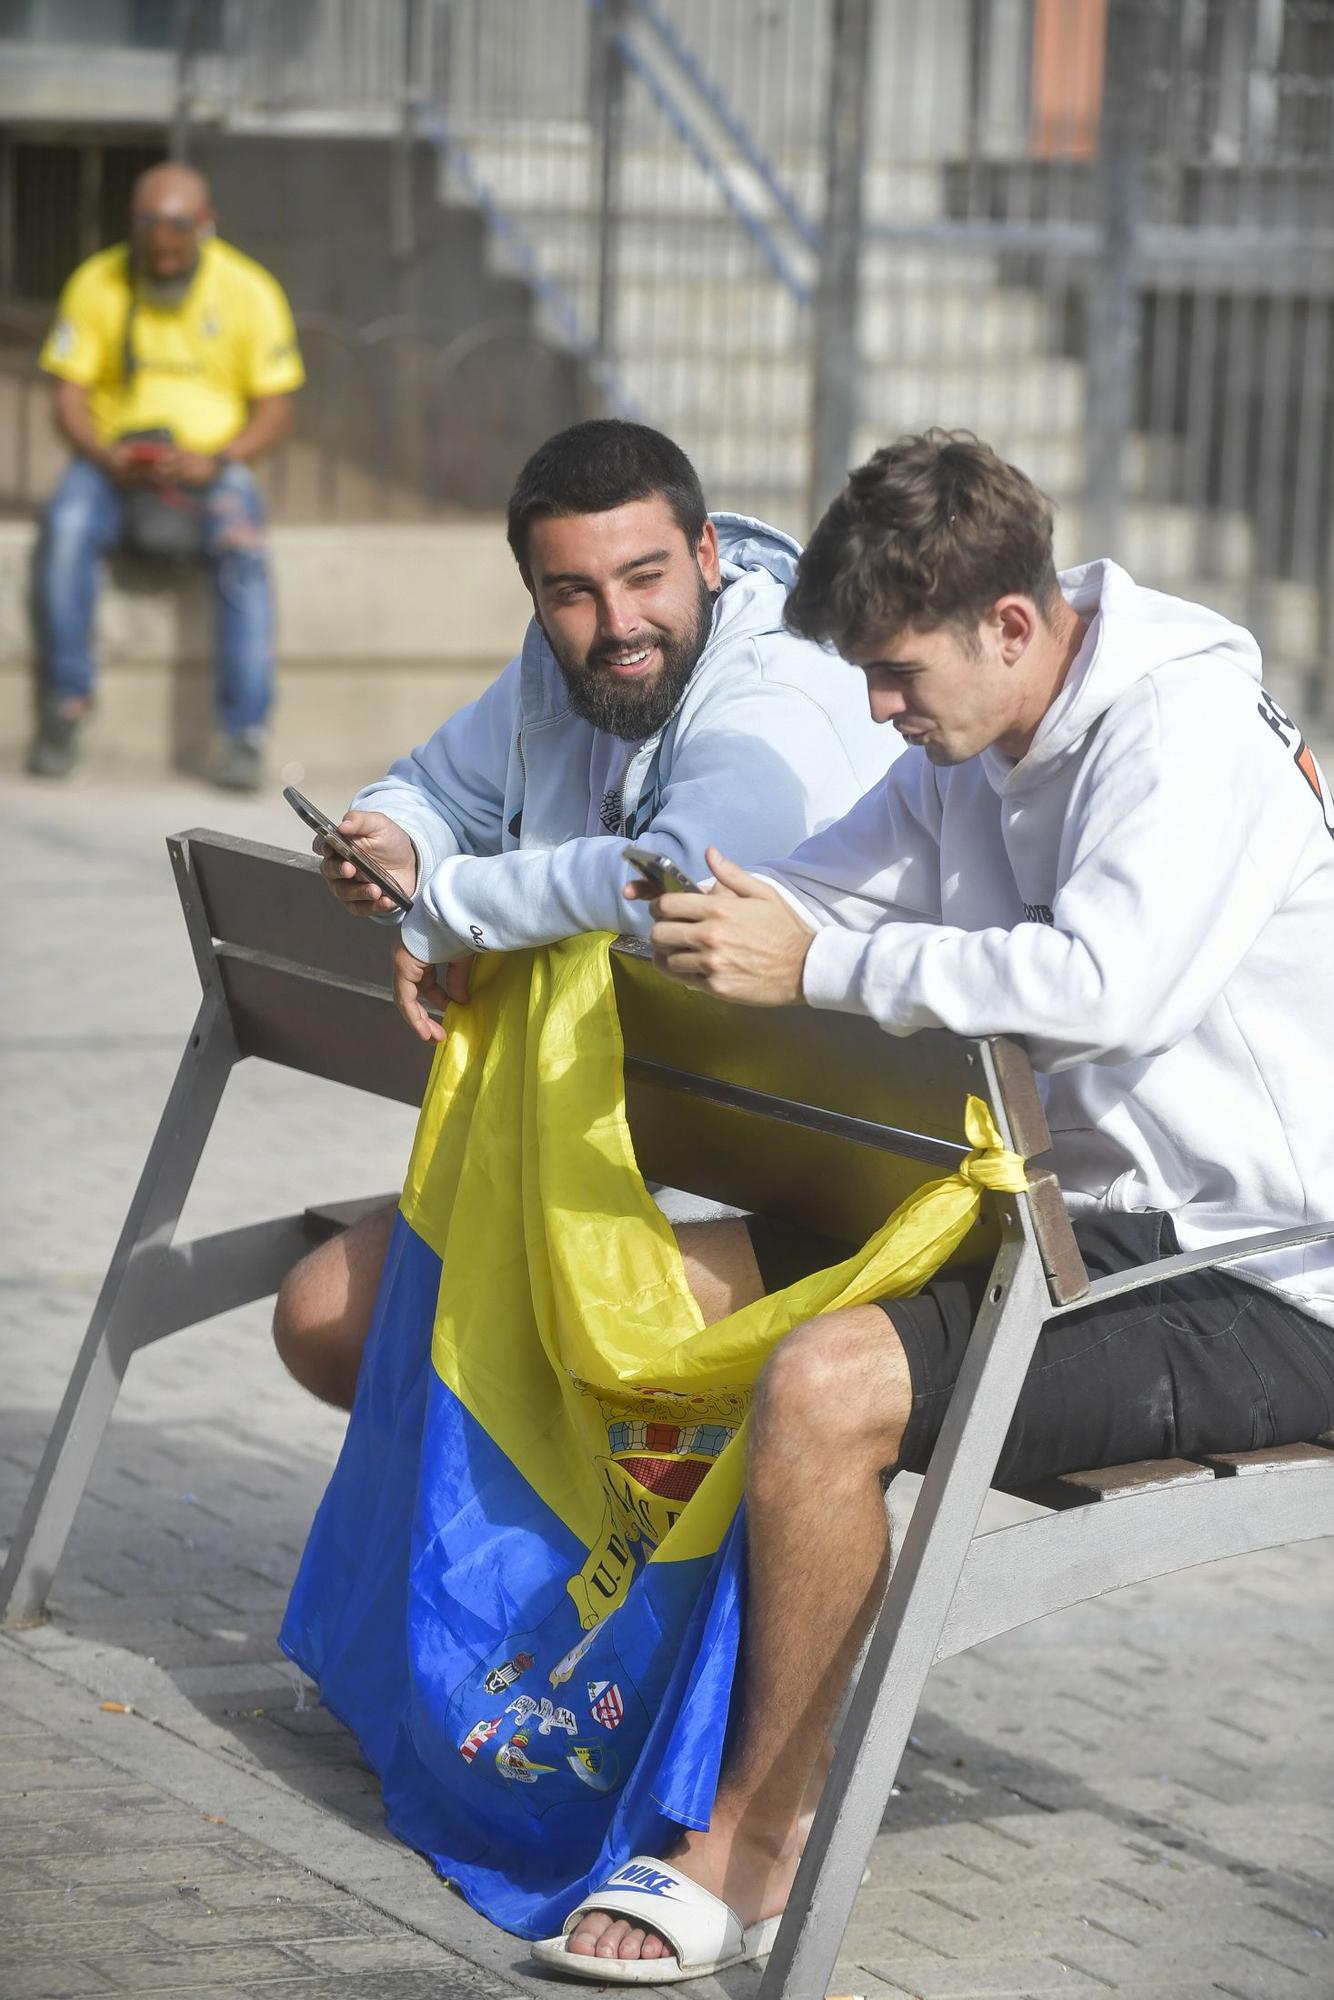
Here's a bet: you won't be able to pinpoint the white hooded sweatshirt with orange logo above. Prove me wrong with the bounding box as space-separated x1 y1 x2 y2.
762 559 1334 1326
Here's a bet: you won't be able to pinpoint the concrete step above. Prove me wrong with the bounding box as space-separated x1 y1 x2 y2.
524 218 1004 288
601 276 1051 362
2 651 498 788
1173 574 1325 661
443 128 947 227
631 352 1086 437
7 629 1322 789
3 512 1322 779
1 516 530 783
1053 504 1255 579
681 427 1157 520
0 520 530 668
0 371 452 527
950 431 1161 505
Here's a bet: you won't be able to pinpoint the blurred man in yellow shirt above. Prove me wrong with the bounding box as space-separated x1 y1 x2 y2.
30 162 304 788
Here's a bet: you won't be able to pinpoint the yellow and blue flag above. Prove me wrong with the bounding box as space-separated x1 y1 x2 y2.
281 935 1023 1938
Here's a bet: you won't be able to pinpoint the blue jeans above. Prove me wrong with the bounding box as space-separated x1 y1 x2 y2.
38 456 274 736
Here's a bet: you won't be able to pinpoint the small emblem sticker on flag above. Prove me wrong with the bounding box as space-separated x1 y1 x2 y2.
495 1732 557 1783
459 1716 502 1762
566 1741 619 1791
484 1649 534 1695
588 1679 624 1730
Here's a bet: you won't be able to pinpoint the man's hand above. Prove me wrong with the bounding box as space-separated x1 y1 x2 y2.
316 810 418 915
393 946 472 1043
155 446 221 487
647 847 815 1006
102 440 157 485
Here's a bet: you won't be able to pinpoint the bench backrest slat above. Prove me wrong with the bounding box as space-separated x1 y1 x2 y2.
175 831 1089 1300
218 950 432 1109
612 949 1002 1263
182 830 399 989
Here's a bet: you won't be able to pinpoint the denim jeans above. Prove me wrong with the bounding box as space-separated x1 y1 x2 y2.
38 456 274 736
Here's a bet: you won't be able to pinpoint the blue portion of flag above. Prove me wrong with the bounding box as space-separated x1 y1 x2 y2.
281 1214 746 1940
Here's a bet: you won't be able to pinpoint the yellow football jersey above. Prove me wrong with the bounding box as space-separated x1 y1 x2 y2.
40 236 304 455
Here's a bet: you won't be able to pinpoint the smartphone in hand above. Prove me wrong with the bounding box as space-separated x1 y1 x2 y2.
621 844 702 895
284 786 414 914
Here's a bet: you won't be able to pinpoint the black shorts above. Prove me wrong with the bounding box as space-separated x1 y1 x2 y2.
744 1208 1334 1492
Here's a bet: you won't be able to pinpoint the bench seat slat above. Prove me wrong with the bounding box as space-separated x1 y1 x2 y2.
1014 1457 1218 1508
1196 1443 1334 1476
939 1462 1334 1660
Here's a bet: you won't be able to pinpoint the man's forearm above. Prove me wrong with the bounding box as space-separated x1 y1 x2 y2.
51 382 110 469
223 395 292 465
404 838 639 964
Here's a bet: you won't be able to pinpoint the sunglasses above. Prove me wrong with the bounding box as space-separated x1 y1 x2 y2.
131 212 201 233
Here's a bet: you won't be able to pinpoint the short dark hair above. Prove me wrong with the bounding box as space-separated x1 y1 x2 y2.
506 419 708 574
785 429 1061 655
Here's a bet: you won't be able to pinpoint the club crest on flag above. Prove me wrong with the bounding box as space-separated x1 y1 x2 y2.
484 1648 534 1695
496 1732 557 1784
459 1716 502 1763
566 1741 619 1792
507 1693 577 1736
588 1679 624 1730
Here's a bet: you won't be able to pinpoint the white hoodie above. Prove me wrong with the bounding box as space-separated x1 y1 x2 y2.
763 560 1334 1325
353 515 898 965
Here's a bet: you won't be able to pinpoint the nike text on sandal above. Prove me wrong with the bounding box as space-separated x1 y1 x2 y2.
531 1856 783 1984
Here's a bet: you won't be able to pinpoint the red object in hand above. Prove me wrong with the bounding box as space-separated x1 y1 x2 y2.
123 441 168 465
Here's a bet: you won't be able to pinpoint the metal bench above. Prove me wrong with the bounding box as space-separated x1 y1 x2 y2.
4 826 1333 2000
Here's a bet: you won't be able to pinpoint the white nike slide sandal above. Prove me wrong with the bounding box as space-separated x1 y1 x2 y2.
531 1855 782 1984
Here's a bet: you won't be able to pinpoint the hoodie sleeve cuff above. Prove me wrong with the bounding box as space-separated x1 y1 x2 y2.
800 924 874 1014
399 897 469 966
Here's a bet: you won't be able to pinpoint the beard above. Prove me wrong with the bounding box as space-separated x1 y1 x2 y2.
553 574 718 741
135 259 200 308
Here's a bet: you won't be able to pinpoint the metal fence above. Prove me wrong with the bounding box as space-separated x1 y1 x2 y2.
206 0 442 125
427 0 1334 703
2 0 1332 700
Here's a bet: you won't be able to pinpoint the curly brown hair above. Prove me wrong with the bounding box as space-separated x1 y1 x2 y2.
786 430 1061 655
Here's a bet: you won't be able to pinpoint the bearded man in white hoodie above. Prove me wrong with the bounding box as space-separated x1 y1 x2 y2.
273 418 896 1408
551 430 1334 1976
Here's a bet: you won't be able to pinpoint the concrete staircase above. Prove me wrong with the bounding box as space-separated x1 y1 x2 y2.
434 107 1326 707
0 517 532 783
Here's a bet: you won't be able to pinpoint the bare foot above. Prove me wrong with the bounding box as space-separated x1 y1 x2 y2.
563 1819 803 1965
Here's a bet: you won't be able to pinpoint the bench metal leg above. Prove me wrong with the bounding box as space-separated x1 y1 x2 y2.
760 1220 1053 1999
1 998 240 1627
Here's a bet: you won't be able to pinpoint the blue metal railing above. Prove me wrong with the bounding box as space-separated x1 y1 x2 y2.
628 0 820 253
415 0 821 423
607 22 813 306
414 104 643 421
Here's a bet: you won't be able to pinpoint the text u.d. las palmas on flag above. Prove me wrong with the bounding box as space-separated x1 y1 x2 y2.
281 934 1027 1938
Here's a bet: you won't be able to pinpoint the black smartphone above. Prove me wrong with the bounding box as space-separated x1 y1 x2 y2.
622 844 702 895
283 785 414 914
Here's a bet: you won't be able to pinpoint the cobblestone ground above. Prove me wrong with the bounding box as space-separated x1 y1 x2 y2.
3 773 1333 1999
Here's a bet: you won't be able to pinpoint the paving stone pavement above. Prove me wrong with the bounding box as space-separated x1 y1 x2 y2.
3 771 1334 2000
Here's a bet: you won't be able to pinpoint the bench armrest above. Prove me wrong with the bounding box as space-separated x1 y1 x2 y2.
1049 1217 1334 1315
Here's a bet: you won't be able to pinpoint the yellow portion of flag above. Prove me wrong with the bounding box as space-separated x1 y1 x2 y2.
401 938 1026 1607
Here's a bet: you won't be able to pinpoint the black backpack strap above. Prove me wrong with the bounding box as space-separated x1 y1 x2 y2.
121 257 138 388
